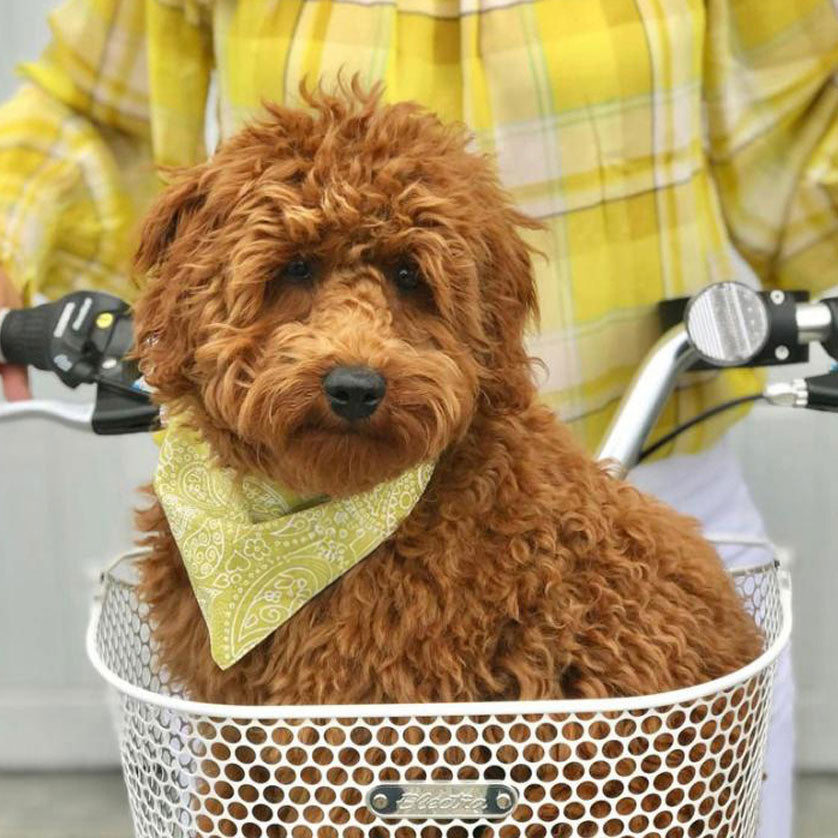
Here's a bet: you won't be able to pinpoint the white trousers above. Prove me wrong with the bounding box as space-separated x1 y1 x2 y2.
630 438 793 838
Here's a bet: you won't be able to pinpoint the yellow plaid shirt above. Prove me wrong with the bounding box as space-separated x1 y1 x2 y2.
1 0 838 453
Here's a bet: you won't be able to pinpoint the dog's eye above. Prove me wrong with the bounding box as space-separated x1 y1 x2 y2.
282 259 314 282
392 260 422 292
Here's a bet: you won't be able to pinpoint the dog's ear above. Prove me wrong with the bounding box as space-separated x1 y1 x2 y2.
135 170 208 272
132 167 213 403
477 203 542 408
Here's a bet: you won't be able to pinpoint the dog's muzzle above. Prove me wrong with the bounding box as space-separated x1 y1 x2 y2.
323 365 387 420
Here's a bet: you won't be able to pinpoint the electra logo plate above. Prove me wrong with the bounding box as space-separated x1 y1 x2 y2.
367 783 517 819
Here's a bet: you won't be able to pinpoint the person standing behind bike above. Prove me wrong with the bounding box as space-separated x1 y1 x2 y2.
2 3 838 837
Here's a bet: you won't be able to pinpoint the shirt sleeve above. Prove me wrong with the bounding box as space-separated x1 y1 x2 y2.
0 0 210 303
704 0 838 293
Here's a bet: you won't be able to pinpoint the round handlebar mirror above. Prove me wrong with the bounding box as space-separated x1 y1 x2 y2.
685 282 769 366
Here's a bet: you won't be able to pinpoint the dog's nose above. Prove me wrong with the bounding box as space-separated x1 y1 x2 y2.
323 366 387 420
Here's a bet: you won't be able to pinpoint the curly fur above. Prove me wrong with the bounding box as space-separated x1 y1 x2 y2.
133 79 762 707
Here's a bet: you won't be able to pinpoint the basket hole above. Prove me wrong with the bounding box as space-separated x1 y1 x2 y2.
616 797 636 815
590 801 611 819
365 747 387 766
641 717 662 734
289 787 310 805
602 740 623 758
219 819 238 837
577 782 597 801
276 767 297 784
263 785 283 804
392 747 413 766
246 727 268 745
341 788 362 806
550 783 572 803
214 781 235 800
303 806 324 823
524 784 545 802
352 767 374 785
278 806 298 824
562 762 584 781
329 807 350 825
430 726 452 745
224 763 245 782
456 726 478 744
327 767 347 785
404 726 425 745
511 765 532 783
204 798 224 816
444 746 466 765
339 747 361 766
227 802 249 820
561 723 584 741
603 780 624 798
560 802 584 821
350 728 373 746
211 743 231 761
312 747 333 766
250 765 271 783
298 726 319 746
287 747 307 766
512 804 534 822
272 728 294 746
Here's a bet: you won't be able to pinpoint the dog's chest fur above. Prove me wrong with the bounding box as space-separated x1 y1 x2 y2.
137 403 762 706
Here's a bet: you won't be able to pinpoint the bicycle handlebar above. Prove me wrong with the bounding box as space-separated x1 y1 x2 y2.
0 399 94 430
2 283 838 465
597 283 838 475
595 325 696 475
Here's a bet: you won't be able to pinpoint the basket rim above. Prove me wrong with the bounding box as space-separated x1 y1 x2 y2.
86 550 791 720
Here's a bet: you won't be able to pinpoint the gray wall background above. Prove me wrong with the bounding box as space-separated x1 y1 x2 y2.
0 0 835 770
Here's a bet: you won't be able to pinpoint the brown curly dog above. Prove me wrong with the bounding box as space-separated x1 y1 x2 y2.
133 82 761 707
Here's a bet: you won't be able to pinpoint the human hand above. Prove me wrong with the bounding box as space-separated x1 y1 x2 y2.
0 268 31 401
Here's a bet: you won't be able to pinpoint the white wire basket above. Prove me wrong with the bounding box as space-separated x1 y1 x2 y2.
87 551 790 838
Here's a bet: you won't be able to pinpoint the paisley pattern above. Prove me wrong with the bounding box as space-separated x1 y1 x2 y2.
154 422 434 669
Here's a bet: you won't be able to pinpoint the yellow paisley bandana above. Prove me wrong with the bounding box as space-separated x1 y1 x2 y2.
153 422 434 670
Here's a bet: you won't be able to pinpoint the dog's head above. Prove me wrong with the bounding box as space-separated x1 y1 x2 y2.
134 81 540 496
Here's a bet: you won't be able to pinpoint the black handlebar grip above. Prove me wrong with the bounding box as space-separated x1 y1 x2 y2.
804 372 838 412
816 297 838 362
0 301 65 370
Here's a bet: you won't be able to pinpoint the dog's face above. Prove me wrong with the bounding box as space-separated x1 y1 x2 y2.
134 84 539 496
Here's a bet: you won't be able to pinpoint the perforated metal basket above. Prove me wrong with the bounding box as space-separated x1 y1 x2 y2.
87 552 790 838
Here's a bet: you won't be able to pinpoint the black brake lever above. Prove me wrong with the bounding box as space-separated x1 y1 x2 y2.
0 290 159 434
